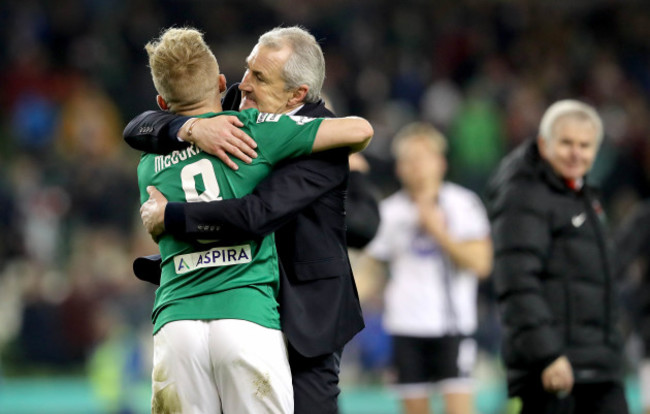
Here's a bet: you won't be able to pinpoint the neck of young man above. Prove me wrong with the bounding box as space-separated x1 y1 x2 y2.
180 105 223 117
176 95 223 116
406 180 442 203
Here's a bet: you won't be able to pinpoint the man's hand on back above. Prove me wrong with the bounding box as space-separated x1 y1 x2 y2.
141 186 168 242
180 115 258 170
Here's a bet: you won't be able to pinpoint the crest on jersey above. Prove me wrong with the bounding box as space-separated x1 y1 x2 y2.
257 113 281 123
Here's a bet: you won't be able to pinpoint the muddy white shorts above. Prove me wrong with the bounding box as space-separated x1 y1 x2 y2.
151 319 293 414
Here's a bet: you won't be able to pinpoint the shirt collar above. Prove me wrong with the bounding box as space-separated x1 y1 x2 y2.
287 105 304 116
565 178 584 191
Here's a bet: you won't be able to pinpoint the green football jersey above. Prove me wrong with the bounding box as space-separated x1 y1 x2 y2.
137 108 323 334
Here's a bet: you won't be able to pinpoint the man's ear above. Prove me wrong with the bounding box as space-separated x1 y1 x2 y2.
156 95 169 111
218 74 227 93
287 85 309 107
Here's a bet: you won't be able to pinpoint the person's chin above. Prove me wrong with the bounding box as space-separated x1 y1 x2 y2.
563 168 584 180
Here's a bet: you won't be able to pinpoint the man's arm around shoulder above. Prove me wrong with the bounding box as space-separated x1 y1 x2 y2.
124 110 190 154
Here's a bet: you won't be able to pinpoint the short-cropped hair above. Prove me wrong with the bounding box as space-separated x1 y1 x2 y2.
539 99 603 146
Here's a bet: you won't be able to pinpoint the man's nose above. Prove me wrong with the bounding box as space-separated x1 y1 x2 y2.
570 146 582 158
239 73 252 90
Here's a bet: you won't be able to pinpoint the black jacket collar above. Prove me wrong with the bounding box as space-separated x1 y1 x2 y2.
496 138 584 194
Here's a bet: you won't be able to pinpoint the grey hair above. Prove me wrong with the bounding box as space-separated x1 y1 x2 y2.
257 26 325 103
539 99 604 145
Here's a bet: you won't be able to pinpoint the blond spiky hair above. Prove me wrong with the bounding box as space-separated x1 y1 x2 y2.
145 27 219 112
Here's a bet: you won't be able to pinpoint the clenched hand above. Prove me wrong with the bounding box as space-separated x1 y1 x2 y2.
141 186 168 241
542 355 574 396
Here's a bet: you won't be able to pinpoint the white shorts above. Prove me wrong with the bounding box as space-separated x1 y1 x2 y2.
151 319 293 414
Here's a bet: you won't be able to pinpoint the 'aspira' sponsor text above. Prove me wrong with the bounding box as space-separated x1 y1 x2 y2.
174 244 252 274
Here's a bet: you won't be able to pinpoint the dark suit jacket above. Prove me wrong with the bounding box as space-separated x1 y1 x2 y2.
125 90 375 357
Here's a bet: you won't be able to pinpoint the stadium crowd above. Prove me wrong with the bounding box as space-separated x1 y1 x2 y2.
1 0 650 412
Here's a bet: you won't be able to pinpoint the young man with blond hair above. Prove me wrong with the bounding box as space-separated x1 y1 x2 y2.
361 122 492 414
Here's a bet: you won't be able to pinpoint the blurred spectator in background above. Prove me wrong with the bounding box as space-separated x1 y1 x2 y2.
447 85 505 194
359 122 492 414
615 201 650 414
486 100 629 413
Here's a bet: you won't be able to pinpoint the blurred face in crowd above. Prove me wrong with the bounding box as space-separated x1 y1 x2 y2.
537 116 599 181
239 44 298 114
395 136 447 194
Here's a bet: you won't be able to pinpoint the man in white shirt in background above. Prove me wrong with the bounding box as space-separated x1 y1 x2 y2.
358 122 493 414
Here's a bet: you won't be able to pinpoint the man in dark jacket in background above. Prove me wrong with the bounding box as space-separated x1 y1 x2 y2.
124 26 379 414
486 99 629 413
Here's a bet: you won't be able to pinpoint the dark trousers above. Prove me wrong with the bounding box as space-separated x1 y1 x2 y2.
519 381 629 414
288 343 342 414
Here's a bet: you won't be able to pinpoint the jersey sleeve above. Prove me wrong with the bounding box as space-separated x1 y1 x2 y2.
449 191 490 241
243 110 323 165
